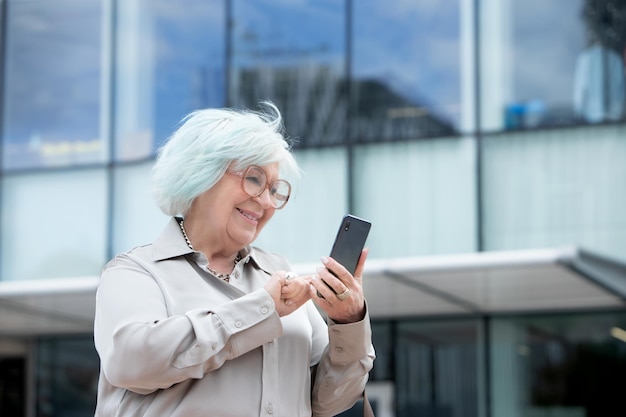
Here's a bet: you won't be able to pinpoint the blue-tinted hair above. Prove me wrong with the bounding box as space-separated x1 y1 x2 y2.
151 102 300 216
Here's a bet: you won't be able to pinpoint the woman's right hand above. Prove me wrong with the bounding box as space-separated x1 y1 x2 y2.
264 272 314 317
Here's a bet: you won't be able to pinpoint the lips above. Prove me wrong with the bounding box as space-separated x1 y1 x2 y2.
237 208 260 222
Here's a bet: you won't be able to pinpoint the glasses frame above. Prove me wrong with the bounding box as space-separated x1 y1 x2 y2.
227 165 292 209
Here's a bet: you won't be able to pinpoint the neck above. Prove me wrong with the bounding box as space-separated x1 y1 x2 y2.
177 217 241 272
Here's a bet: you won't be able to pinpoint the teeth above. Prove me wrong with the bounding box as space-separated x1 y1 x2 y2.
239 209 258 221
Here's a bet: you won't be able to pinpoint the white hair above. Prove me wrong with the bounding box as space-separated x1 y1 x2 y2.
151 102 301 216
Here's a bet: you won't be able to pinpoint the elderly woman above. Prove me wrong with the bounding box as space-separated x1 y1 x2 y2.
93 102 375 417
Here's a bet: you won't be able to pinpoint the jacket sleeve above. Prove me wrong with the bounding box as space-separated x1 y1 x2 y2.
93 254 283 394
308 302 376 417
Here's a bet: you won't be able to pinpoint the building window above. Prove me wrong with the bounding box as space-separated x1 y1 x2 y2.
491 312 626 416
395 319 481 417
113 0 226 161
36 337 99 417
2 0 104 171
479 0 626 132
352 0 463 141
229 0 347 147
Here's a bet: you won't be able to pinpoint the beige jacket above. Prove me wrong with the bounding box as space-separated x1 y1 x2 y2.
94 217 375 417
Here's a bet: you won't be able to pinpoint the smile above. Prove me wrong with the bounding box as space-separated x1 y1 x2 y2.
237 208 259 221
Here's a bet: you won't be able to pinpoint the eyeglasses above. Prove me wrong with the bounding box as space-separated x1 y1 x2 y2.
227 165 292 209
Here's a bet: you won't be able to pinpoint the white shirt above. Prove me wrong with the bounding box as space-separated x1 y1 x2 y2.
94 217 375 417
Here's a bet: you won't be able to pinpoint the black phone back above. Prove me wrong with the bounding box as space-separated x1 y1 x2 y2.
329 214 371 274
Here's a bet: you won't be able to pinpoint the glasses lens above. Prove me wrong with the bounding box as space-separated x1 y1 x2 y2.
269 180 291 209
242 166 266 196
241 166 291 209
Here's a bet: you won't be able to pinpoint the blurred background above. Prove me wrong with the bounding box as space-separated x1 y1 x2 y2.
0 0 625 416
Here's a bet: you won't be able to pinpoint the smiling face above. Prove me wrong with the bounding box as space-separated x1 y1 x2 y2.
186 163 279 252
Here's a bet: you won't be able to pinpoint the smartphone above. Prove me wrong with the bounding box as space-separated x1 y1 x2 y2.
318 214 371 297
329 214 372 275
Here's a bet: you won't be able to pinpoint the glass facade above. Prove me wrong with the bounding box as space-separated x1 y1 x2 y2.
394 319 482 417
36 338 99 417
113 0 226 161
0 0 624 416
2 0 104 170
354 139 477 258
482 124 626 262
352 1 464 140
1 169 109 281
489 312 626 417
479 0 626 131
230 0 347 146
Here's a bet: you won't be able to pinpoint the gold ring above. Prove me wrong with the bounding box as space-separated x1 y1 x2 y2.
285 271 297 281
336 288 350 301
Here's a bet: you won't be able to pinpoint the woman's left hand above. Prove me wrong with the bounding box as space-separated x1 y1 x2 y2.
281 272 314 307
311 248 368 324
264 271 314 317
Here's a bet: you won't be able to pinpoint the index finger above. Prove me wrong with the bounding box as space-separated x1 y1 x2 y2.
352 248 369 279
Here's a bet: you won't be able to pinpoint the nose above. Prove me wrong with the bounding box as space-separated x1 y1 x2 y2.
254 186 273 209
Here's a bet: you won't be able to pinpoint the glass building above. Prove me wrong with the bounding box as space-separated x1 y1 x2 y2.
0 0 625 416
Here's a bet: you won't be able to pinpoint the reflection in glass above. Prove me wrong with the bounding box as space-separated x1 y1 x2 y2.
2 0 103 170
573 0 626 123
491 313 626 417
36 337 99 417
480 0 626 132
352 1 461 141
114 0 226 161
230 0 346 146
395 320 480 417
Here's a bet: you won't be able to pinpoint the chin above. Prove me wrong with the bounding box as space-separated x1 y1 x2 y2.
237 231 259 247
